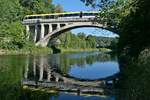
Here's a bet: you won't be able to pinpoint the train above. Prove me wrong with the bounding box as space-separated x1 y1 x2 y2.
24 11 99 20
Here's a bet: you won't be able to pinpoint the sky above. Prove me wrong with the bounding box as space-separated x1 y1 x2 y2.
53 0 118 37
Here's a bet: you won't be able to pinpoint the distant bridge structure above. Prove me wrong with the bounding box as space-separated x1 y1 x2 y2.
23 11 110 47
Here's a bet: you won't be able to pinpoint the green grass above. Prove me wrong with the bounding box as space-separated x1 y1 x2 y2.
99 48 112 52
60 48 99 53
0 47 52 55
0 47 105 55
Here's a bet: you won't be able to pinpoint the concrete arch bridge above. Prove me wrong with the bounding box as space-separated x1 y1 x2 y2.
23 11 114 47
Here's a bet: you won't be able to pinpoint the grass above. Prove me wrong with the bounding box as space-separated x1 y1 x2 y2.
60 48 99 53
0 47 52 55
0 47 108 55
99 48 112 52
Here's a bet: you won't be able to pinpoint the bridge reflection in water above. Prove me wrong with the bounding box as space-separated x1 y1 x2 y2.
22 52 120 96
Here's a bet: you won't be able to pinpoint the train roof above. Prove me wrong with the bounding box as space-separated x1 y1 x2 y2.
25 11 99 17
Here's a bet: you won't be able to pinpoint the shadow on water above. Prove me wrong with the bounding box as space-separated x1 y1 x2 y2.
115 56 150 100
51 45 61 54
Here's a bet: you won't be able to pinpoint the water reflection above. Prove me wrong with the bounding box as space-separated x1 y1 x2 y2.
0 52 149 99
22 52 119 98
0 52 119 100
23 51 120 81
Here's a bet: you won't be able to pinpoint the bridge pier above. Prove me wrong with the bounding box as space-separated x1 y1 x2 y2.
49 24 53 33
40 24 45 40
55 77 59 82
26 25 30 40
47 71 52 82
33 24 38 42
57 23 60 29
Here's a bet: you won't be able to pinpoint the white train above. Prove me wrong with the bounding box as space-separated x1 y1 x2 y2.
24 11 99 20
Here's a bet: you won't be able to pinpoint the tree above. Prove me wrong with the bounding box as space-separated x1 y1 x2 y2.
54 4 63 13
77 32 86 40
118 0 150 57
19 0 55 14
0 0 25 49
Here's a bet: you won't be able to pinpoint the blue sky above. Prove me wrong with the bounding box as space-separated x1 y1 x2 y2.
53 0 118 37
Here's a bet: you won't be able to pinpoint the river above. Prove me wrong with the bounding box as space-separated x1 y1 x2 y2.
0 51 120 100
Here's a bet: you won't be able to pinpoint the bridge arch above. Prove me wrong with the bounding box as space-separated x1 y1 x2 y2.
35 22 114 47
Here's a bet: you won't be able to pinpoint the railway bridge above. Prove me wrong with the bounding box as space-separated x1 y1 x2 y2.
23 11 110 47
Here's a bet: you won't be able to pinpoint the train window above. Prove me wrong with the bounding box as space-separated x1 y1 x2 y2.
63 13 79 17
54 15 59 19
95 13 99 15
36 16 41 19
64 14 70 17
33 16 37 19
50 15 55 19
58 14 64 17
24 17 28 19
83 13 89 16
70 14 75 17
45 15 50 19
28 16 33 19
74 14 79 16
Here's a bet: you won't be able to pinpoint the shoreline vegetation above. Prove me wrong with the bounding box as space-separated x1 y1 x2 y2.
0 47 112 55
0 47 52 55
61 48 99 53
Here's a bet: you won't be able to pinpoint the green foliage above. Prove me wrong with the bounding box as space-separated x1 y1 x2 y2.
50 31 117 50
0 22 26 49
52 32 97 49
0 55 25 100
96 36 118 48
54 4 63 13
20 0 55 14
0 0 23 23
117 59 150 100
0 0 60 51
82 0 150 57
118 0 150 57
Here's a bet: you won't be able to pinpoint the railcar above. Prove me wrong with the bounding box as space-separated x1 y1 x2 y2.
24 11 99 20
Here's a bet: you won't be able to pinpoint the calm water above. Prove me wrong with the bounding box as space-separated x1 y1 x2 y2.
0 51 119 100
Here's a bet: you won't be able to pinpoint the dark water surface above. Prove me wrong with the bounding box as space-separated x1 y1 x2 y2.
0 51 119 100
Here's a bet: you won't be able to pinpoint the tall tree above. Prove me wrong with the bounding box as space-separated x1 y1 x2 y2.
19 0 55 14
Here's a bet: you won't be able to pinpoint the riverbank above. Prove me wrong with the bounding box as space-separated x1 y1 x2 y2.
0 47 112 55
0 47 52 55
98 48 112 52
60 48 99 53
